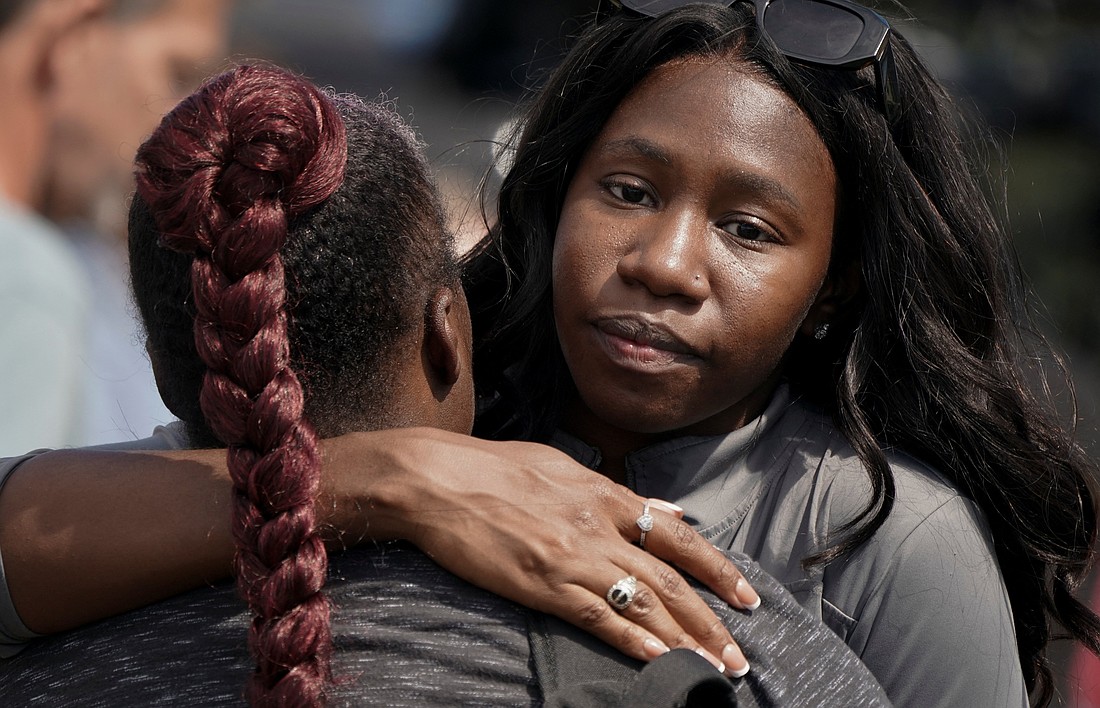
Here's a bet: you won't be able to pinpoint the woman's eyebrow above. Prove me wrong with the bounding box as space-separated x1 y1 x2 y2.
595 135 804 213
596 136 673 165
719 170 804 214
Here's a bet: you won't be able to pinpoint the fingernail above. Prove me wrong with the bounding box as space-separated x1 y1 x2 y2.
694 647 725 674
643 637 670 658
735 577 761 611
722 643 750 678
647 499 684 517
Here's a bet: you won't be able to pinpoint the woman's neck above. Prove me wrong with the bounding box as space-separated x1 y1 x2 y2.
558 399 671 485
558 379 782 484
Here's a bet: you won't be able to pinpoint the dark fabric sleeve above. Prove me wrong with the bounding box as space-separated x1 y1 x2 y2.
528 551 893 707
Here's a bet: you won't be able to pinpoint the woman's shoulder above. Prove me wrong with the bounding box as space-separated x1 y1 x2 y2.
760 395 1026 706
802 408 1025 707
791 400 983 540
819 434 996 583
794 400 1005 612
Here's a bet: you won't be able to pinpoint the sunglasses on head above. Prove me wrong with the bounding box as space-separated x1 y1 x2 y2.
607 0 899 119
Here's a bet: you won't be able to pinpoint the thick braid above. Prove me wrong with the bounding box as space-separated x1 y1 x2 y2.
134 65 347 707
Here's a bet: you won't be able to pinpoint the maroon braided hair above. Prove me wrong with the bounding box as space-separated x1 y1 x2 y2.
134 65 347 706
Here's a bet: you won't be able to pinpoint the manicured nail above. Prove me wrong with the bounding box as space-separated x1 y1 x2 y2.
647 499 684 518
722 643 750 678
695 647 725 674
643 637 670 658
736 577 761 611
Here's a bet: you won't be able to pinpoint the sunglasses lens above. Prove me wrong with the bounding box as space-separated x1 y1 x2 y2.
762 0 866 61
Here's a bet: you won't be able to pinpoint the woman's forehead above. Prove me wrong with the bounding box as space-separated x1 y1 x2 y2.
586 56 836 206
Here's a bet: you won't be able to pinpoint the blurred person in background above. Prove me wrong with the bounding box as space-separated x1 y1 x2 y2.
41 0 232 445
0 0 232 455
0 0 102 456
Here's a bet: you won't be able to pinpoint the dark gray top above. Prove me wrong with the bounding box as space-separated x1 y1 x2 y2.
0 543 537 707
0 542 889 707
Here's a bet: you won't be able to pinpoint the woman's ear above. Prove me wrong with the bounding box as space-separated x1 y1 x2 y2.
22 0 106 92
800 259 862 338
424 285 476 434
424 286 466 390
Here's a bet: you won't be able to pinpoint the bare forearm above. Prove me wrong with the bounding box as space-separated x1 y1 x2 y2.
0 428 759 674
0 430 428 635
0 448 234 633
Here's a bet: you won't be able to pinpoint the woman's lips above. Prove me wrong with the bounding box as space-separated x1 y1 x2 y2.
593 317 699 369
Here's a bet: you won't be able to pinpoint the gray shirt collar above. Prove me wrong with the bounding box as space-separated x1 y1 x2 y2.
552 384 818 535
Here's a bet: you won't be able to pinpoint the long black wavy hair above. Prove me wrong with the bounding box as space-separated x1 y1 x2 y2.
464 3 1100 704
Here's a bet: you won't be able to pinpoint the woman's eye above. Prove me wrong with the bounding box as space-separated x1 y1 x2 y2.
607 182 654 206
721 220 776 243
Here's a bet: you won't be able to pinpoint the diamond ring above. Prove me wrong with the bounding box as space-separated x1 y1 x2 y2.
636 501 654 549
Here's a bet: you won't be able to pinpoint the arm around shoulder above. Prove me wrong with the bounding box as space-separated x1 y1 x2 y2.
0 427 763 669
0 429 429 637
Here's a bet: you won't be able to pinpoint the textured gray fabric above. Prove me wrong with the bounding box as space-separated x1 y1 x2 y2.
554 384 1028 708
0 543 539 706
0 543 891 707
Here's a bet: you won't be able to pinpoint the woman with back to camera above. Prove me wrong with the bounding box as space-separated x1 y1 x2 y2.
1 1 1098 706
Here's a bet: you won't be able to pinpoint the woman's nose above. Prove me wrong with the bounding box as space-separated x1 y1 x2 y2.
615 209 710 303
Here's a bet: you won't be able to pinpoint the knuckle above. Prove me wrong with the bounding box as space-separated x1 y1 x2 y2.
654 565 688 600
627 586 658 618
617 622 642 651
599 477 641 510
590 477 618 505
671 519 699 552
714 556 742 584
577 598 613 630
667 631 694 650
519 539 566 578
699 617 728 644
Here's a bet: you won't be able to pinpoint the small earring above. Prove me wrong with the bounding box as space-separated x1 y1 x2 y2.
813 323 830 340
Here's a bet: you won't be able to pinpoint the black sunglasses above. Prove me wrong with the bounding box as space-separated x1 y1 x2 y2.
608 0 899 119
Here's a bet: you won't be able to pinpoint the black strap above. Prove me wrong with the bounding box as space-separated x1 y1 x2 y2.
527 612 737 707
619 648 736 707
